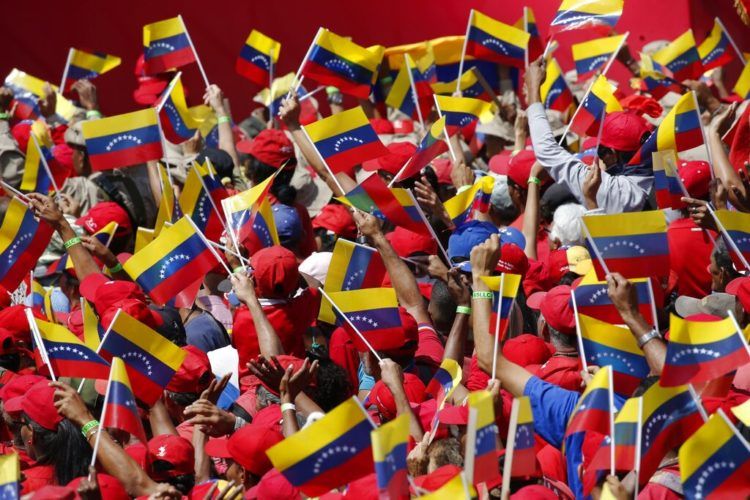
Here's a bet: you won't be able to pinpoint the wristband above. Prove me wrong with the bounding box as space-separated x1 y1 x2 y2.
217 115 231 125
232 266 245 274
107 262 123 273
527 176 541 186
81 419 100 437
456 305 472 315
85 110 102 120
472 291 493 300
64 236 83 249
0 112 10 120
637 328 662 348
281 403 297 413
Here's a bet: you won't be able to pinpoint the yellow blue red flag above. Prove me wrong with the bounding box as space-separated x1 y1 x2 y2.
466 10 530 69
104 357 148 443
550 0 623 35
142 16 196 75
179 161 227 242
653 29 704 82
572 34 626 80
565 365 613 441
431 69 489 101
698 19 735 71
154 164 182 235
371 413 409 499
733 61 750 100
81 108 163 171
157 74 202 144
569 75 622 137
466 390 501 485
419 472 474 499
541 58 574 113
222 174 279 253
20 122 54 194
480 273 522 338
514 6 544 61
0 453 19 500
63 48 121 92
33 317 111 380
590 396 642 472
325 288 403 353
395 116 450 182
0 197 54 291
82 298 105 352
444 176 494 229
435 95 494 135
236 29 281 87
426 359 462 433
714 209 750 269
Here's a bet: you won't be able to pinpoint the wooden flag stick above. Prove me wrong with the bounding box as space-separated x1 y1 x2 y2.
90 362 114 468
491 273 505 380
456 10 474 95
25 308 56 382
406 189 451 264
404 54 425 129
608 367 616 476
600 32 629 77
178 15 210 88
570 292 589 372
581 220 611 276
60 48 73 93
31 134 61 195
500 397 520 500
184 215 234 276
289 27 323 98
155 72 182 114
319 288 382 362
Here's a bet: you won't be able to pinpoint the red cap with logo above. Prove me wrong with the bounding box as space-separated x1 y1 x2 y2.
76 202 132 237
312 204 357 240
166 345 211 394
362 142 416 174
540 285 576 335
497 243 530 277
147 435 195 480
599 111 652 152
237 129 295 168
251 246 300 298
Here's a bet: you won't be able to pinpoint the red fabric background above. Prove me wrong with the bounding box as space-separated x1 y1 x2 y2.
1 0 747 118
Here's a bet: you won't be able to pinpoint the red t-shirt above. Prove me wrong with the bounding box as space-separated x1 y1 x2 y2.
21 464 55 495
535 355 582 392
666 218 714 298
232 288 321 382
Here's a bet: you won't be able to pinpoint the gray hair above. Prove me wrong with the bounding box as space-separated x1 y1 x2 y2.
550 203 587 246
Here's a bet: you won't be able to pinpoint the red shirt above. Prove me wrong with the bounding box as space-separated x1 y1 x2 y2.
21 464 55 495
666 218 714 298
233 288 321 382
535 355 582 392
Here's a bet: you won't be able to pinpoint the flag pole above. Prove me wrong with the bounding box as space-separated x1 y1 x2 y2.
434 94 458 163
31 134 61 195
178 15 210 88
708 206 750 270
726 310 750 357
0 180 29 201
500 397 519 500
289 27 323 98
78 309 120 392
60 48 73 93
633 396 643 497
570 293 589 371
319 288 382 362
155 72 182 114
581 221 611 276
715 17 747 63
687 383 709 421
298 85 326 102
464 406 478 487
404 55 425 129
184 215 234 276
523 7 530 70
456 10 474 95
600 32 629 78
298 124 346 195
645 279 660 332
24 308 56 382
690 91 715 175
491 273 505 380
89 363 114 468
405 189 451 264
191 159 236 247
558 77 597 146
608 368 616 476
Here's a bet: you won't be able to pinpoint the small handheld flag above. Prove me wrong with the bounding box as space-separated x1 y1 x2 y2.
426 359 462 436
371 413 409 500
698 19 735 71
81 108 163 171
103 357 147 443
434 95 494 135
431 69 489 101
179 161 228 242
479 273 522 340
550 0 623 35
515 6 544 62
392 116 450 183
61 48 121 92
568 75 622 138
236 29 281 87
734 62 750 100
0 453 19 500
573 271 655 327
572 35 627 80
222 175 279 253
20 123 55 194
385 53 433 123
465 10 530 69
652 150 686 210
653 30 704 82
142 16 196 75
444 176 494 228
540 58 574 113
713 209 750 270
32 317 111 380
503 395 536 488
0 197 54 292
590 396 643 473
156 73 202 145
564 365 614 440
466 390 500 486
419 472 474 499
82 298 105 352
325 288 403 353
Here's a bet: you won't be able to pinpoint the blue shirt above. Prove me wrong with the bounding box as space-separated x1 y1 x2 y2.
185 312 230 353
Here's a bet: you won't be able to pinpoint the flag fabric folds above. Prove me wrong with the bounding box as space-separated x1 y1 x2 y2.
570 75 622 137
564 365 613 440
0 453 19 500
157 75 201 144
82 299 105 352
506 395 536 478
123 216 218 305
302 29 382 99
652 150 685 210
142 16 195 74
431 69 489 101
713 209 750 268
572 35 626 80
734 62 750 100
582 210 669 280
303 106 389 174
0 198 54 292
466 390 500 485
236 29 281 86
573 271 655 326
515 6 544 61
222 174 279 253
434 95 494 134
479 274 522 339
426 359 462 432
445 176 495 229
698 19 735 71
33 318 111 380
99 310 187 405
266 397 375 496
578 314 650 395
103 357 147 443
590 396 642 472
179 161 227 242
20 124 54 194
541 58 574 113
371 413 409 500
385 53 433 121
653 29 704 82
64 49 121 91
326 288 403 352
154 164 181 235
638 52 684 100
550 0 623 35
662 314 749 387
466 10 530 69
81 108 163 171
395 117 449 182
679 410 750 499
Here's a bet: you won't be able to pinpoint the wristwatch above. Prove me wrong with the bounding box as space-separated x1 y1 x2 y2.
637 328 662 348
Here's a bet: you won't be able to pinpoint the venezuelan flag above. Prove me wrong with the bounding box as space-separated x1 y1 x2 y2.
480 273 522 338
0 197 54 292
327 288 403 352
590 396 642 472
81 108 163 171
444 176 494 228
64 49 121 92
570 75 622 137
639 383 703 486
578 314 650 396
302 29 382 99
637 52 684 100
179 161 227 242
372 413 409 499
507 395 536 478
420 472 474 499
582 210 669 280
395 117 449 182
662 314 749 387
466 10 530 69
573 271 654 326
82 299 105 352
431 69 489 101
652 150 685 210
550 0 623 35
515 6 544 61
154 164 182 235
134 227 156 253
629 92 702 168
99 310 187 405
34 317 111 380
4 69 77 122
572 34 626 80
467 390 501 484
733 61 750 100
142 16 195 75
653 30 703 82
426 359 462 432
158 74 202 144
541 58 574 113
680 411 750 499
253 72 307 116
267 397 375 496
236 29 280 87
699 19 735 71
304 106 388 175
94 220 119 247
714 209 750 268
20 123 54 194
0 453 19 500
222 174 279 251
28 279 46 311
564 365 613 440
435 95 494 134
104 357 147 443
123 216 218 305
386 54 419 118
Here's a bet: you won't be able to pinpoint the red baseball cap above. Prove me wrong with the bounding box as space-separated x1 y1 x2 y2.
497 243 530 277
540 285 576 335
678 160 711 199
348 307 419 356
385 227 437 257
502 334 553 367
369 118 394 135
147 434 195 480
362 142 416 174
76 202 132 238
252 404 283 433
312 204 357 240
392 119 414 134
430 158 453 185
369 373 426 420
251 246 300 298
188 480 232 500
0 374 45 413
488 150 512 176
506 150 536 187
438 404 469 425
237 129 295 168
246 468 300 500
166 345 211 394
68 474 129 500
599 111 652 152
21 381 63 431
227 424 283 476
511 485 558 499
729 277 750 313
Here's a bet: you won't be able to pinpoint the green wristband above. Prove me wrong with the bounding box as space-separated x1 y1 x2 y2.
217 115 231 124
232 266 245 274
456 305 472 315
81 419 100 437
472 291 493 300
64 236 83 249
85 110 102 120
527 176 541 185
107 262 123 273
0 112 10 120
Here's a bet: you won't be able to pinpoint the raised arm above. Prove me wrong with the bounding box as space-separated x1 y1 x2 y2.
379 359 424 442
230 273 283 357
204 85 240 171
522 161 544 260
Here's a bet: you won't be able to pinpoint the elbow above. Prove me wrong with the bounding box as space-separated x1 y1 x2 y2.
476 346 494 374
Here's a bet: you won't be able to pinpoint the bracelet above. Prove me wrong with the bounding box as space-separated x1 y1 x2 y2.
85 110 102 120
81 419 100 437
456 305 472 315
472 291 493 300
527 176 541 186
0 112 10 120
217 116 231 124
107 262 123 273
637 328 662 348
281 403 296 413
232 266 245 274
64 236 83 249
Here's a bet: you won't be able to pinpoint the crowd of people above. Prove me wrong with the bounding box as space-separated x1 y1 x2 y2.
1 4 750 500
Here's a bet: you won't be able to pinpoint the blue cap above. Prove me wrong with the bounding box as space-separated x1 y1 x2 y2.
498 226 526 250
448 221 501 271
272 204 303 247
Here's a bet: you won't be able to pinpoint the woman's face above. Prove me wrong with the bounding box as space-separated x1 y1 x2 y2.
20 421 34 459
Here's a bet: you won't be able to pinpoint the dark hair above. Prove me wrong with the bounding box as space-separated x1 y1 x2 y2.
310 358 352 411
26 417 91 485
164 390 200 407
713 238 740 278
314 228 337 252
549 327 577 349
429 280 456 335
247 157 297 205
